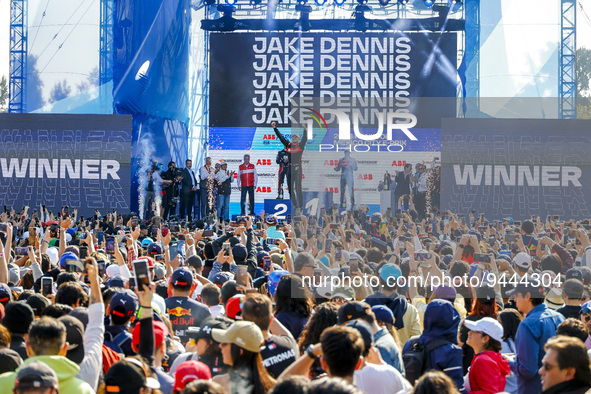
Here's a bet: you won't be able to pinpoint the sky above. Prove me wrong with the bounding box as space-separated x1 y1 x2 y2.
0 0 591 106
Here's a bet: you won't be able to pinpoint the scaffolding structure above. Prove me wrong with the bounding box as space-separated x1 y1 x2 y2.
8 0 27 113
560 0 576 119
99 0 114 88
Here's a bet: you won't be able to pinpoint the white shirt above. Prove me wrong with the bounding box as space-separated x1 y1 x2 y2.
355 363 412 394
200 165 212 182
417 172 428 192
188 168 197 187
76 302 105 391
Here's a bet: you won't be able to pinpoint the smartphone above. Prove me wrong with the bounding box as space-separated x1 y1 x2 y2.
202 230 214 237
325 239 333 252
286 214 292 224
263 256 272 271
514 220 522 226
97 231 104 244
105 237 115 254
335 247 342 259
177 241 185 256
15 247 28 256
414 252 431 261
320 208 326 216
474 253 491 263
478 226 487 232
223 242 231 253
154 254 164 261
569 229 579 237
131 217 139 226
266 238 277 245
350 260 359 272
345 231 352 242
49 224 58 238
79 246 88 259
41 277 53 296
504 234 518 243
330 224 339 230
133 259 150 290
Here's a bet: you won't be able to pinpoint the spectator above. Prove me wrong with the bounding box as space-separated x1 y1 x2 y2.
539 336 591 393
498 308 522 394
201 283 224 317
242 294 299 379
556 318 589 344
173 360 212 394
211 321 275 393
3 301 34 360
0 317 94 393
402 299 464 392
507 277 565 394
558 279 585 319
104 289 137 356
12 360 59 394
412 371 460 394
274 275 312 340
464 317 510 393
100 356 161 394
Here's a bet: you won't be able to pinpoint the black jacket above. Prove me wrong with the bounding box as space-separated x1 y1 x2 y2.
395 171 411 195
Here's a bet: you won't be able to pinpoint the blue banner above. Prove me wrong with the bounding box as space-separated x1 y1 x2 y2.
0 114 132 216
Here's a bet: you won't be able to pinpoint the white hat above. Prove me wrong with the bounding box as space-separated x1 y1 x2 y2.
545 287 565 311
464 317 504 343
106 265 121 278
46 247 59 267
513 252 531 269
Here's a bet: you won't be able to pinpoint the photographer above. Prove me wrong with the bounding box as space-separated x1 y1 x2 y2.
161 161 182 220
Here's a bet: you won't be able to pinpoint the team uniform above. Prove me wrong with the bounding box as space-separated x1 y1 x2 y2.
165 296 211 345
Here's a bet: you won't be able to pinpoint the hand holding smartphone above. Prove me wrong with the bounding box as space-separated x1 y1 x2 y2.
133 259 151 291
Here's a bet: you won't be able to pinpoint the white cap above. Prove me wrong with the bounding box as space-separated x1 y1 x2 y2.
513 252 531 269
106 265 121 278
46 247 59 267
464 317 504 343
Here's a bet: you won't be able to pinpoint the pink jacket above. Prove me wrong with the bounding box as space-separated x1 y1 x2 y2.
468 350 511 394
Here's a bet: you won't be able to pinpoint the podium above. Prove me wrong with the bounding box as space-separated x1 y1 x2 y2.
264 199 292 219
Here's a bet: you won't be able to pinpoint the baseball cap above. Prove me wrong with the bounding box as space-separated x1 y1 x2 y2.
141 238 154 248
187 316 233 342
331 286 355 301
337 301 371 325
211 321 265 353
171 268 193 288
545 287 565 311
132 321 168 350
506 276 546 298
106 264 121 278
434 285 457 302
105 275 126 288
580 300 591 314
147 242 162 256
513 252 532 270
503 217 514 225
232 244 248 262
0 348 22 374
345 320 373 355
212 272 233 287
0 283 12 304
173 361 212 392
563 278 584 299
105 358 161 392
109 290 138 319
14 360 58 390
464 317 504 343
378 263 402 283
3 302 34 335
226 294 246 319
58 315 85 364
476 285 496 305
566 268 584 282
59 251 80 268
371 305 394 325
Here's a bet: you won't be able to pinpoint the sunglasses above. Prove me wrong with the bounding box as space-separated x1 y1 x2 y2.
542 361 559 371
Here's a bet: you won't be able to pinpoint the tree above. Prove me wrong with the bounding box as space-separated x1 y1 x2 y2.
26 55 45 111
49 79 71 103
0 76 8 112
576 47 591 119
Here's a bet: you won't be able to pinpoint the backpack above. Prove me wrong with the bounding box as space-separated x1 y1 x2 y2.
403 336 452 385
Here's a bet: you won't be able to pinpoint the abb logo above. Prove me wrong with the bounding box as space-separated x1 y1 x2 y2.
391 160 407 167
263 135 276 140
325 187 339 193
358 174 373 180
257 186 272 193
324 160 340 166
256 159 272 165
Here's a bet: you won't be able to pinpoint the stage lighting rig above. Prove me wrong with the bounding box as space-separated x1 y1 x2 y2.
397 0 408 4
354 0 372 31
423 0 434 7
225 0 237 5
204 0 216 5
315 0 327 5
334 0 346 6
217 4 236 14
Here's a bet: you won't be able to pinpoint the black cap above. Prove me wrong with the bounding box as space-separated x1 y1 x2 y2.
344 320 373 355
26 294 51 317
3 302 34 335
14 360 58 390
58 315 85 364
187 316 233 342
105 358 160 392
476 285 496 305
337 301 371 325
0 348 22 374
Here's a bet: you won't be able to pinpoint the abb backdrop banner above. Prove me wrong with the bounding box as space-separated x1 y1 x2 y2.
0 114 132 216
441 118 591 220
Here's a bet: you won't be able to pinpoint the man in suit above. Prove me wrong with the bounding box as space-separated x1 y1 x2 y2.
394 163 412 212
180 159 198 220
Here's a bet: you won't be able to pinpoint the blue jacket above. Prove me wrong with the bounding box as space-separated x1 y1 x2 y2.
374 326 405 376
403 299 465 393
509 304 564 394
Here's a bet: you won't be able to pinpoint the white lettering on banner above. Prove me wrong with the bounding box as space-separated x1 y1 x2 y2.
0 158 121 180
251 35 415 125
453 165 582 187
